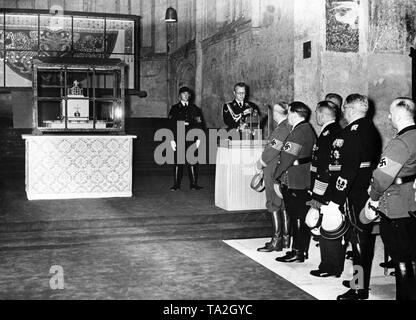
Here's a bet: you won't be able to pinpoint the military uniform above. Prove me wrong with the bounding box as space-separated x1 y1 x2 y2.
369 125 416 299
260 118 292 213
309 121 345 276
274 121 317 261
328 117 382 295
168 101 204 189
223 100 258 131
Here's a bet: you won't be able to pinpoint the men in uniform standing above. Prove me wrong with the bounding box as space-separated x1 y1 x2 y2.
308 100 344 277
274 102 317 263
320 94 382 300
168 86 204 191
364 97 416 299
223 82 259 132
256 102 292 252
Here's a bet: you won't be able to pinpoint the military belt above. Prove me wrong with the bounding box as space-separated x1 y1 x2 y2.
394 174 416 185
293 157 312 166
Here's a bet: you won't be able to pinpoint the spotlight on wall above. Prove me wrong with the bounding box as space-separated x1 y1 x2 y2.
165 7 177 23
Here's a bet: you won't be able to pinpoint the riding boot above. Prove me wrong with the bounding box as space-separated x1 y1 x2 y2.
189 165 203 190
171 165 183 191
257 211 283 252
276 219 304 262
282 209 291 249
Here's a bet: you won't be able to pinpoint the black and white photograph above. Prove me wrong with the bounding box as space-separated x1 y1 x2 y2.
1 0 416 309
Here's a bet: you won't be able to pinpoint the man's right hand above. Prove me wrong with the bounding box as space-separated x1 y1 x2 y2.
170 140 177 151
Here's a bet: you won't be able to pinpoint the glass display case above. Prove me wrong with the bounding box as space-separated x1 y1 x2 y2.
32 57 126 133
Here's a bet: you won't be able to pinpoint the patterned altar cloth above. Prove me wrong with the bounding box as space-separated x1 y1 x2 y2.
22 135 136 200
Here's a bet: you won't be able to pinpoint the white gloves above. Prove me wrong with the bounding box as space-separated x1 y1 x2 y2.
320 201 343 232
256 159 264 171
364 198 380 221
171 140 200 151
274 182 283 199
320 201 341 216
305 207 320 228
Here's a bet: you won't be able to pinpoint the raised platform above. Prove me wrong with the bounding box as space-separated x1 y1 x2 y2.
0 172 270 250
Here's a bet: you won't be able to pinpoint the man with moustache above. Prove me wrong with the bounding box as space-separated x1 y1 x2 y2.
273 101 317 263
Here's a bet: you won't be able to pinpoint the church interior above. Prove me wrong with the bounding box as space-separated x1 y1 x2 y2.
0 0 415 301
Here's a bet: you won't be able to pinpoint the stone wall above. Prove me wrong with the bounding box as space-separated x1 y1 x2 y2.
294 0 414 144
0 0 197 125
200 0 295 128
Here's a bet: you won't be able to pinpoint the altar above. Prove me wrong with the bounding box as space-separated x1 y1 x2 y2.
215 140 267 211
22 134 136 200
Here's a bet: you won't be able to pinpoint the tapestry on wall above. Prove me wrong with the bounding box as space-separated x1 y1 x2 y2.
0 13 134 88
326 0 360 53
368 0 416 53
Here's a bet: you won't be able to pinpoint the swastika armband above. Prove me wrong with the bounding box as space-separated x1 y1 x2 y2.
270 139 283 151
283 141 302 156
377 156 402 178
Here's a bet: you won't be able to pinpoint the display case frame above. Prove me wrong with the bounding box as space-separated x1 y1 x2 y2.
32 57 126 134
0 9 140 93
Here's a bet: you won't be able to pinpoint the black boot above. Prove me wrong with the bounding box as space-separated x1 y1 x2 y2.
258 211 283 252
171 165 183 191
189 165 203 190
276 219 304 263
281 209 291 249
395 261 416 300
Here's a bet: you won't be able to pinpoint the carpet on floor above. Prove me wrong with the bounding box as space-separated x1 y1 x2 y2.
224 235 395 300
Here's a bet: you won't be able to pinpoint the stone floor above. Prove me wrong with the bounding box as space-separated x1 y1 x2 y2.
0 171 396 300
0 239 314 300
0 171 312 300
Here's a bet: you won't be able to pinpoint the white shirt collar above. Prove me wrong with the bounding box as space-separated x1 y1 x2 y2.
292 118 304 130
320 120 335 134
276 117 287 125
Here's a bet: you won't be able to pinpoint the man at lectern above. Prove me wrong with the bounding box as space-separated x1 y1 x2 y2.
256 102 292 252
168 86 204 191
222 82 259 133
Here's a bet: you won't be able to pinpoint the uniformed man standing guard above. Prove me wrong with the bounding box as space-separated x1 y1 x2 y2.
168 86 204 191
320 94 382 300
308 100 344 277
363 97 416 299
223 82 259 132
256 102 292 252
274 101 317 263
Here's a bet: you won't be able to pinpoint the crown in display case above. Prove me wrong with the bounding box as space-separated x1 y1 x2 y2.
69 80 83 96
